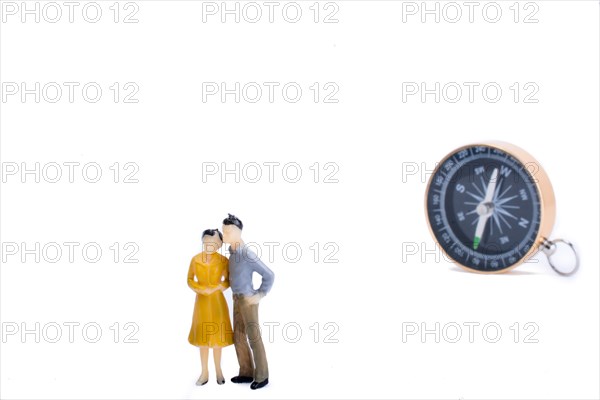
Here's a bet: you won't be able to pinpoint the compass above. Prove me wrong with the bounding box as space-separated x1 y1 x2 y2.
425 141 578 275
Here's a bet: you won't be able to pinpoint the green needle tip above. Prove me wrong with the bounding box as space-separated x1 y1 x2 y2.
473 236 481 250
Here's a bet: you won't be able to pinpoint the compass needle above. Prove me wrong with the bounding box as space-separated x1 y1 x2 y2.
470 168 499 249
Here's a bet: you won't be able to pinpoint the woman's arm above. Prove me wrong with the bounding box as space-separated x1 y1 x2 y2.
219 258 230 291
187 259 209 295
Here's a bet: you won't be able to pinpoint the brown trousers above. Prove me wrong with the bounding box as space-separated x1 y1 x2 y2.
233 295 269 382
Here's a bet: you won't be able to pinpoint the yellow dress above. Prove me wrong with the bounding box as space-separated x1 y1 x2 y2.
187 252 234 348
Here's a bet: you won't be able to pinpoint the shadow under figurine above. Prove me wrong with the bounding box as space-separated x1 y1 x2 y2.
187 229 233 386
222 214 275 390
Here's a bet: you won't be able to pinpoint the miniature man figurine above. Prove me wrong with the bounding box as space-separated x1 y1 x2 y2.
222 214 275 390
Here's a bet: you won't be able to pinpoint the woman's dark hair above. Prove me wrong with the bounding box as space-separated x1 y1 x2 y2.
202 229 223 241
223 213 243 230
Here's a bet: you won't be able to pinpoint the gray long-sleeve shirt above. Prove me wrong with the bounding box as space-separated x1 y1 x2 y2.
228 244 275 296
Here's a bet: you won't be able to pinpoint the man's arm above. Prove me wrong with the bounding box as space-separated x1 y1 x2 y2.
254 257 275 296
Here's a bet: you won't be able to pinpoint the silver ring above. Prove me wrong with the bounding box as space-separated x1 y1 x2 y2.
541 238 579 276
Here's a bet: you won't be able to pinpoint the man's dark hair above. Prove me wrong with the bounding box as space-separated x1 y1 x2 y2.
202 229 223 241
223 213 243 230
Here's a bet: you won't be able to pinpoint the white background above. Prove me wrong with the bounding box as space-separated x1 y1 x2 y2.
1 1 599 399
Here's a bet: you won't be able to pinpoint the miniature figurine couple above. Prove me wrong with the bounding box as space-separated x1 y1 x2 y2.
187 214 275 390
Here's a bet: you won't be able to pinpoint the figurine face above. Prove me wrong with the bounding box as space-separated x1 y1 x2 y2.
203 233 223 254
222 224 242 244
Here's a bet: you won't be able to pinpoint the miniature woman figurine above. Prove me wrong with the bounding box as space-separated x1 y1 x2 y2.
187 229 234 386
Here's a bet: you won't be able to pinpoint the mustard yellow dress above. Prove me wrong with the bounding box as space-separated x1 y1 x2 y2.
187 252 234 348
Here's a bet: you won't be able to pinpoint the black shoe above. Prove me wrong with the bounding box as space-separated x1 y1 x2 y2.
250 379 269 390
231 376 253 384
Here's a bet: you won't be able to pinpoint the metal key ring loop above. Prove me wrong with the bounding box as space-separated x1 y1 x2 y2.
541 238 579 276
